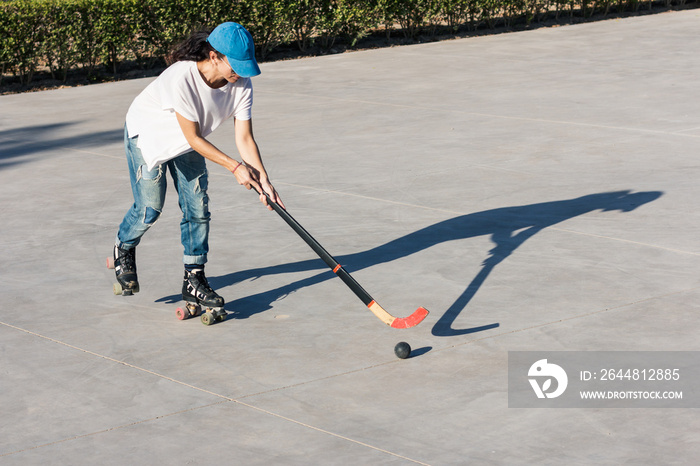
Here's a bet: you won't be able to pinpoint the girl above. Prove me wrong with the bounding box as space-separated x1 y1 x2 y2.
113 22 283 319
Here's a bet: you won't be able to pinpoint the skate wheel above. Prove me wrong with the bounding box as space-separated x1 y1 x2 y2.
113 282 123 295
215 313 226 322
201 313 215 326
106 257 115 269
176 307 189 320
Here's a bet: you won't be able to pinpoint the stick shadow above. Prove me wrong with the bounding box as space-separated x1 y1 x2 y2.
161 190 662 335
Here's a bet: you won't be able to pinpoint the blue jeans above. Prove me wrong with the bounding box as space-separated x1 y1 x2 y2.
116 126 210 265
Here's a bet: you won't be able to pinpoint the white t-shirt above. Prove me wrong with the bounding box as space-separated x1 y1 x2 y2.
126 60 253 170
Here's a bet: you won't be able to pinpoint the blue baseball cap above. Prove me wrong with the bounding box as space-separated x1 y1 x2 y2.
207 22 261 78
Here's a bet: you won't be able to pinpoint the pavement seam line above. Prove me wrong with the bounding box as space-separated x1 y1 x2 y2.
69 147 122 158
0 400 230 458
231 400 433 466
237 181 700 257
546 227 700 256
0 321 431 465
259 89 700 139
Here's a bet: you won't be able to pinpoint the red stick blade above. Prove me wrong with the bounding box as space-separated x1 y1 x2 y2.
390 307 429 329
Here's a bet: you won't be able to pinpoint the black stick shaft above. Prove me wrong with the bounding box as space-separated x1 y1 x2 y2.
259 191 374 306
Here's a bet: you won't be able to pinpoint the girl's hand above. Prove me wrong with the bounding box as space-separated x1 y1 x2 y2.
231 162 284 211
231 161 262 194
259 178 285 211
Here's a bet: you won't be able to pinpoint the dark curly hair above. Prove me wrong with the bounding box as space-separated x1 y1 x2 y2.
168 29 223 64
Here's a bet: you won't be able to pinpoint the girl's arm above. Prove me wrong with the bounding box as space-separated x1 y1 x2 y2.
234 117 284 209
175 112 284 210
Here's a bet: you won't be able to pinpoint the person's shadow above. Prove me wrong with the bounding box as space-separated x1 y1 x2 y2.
159 190 662 336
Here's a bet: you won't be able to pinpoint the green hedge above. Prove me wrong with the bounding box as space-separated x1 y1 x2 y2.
0 0 693 85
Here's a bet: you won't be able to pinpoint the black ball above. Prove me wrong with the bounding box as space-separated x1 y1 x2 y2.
394 342 411 359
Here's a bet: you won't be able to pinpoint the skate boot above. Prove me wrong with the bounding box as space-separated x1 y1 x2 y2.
181 268 226 325
111 245 139 295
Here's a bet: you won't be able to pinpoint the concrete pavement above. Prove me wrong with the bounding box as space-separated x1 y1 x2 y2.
1 9 699 464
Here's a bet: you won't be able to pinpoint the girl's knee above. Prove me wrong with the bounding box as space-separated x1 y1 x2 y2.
144 206 162 225
189 196 210 223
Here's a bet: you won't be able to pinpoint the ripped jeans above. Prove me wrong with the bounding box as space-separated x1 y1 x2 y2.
116 126 210 265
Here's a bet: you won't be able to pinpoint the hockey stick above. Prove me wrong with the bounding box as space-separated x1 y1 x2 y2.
253 188 429 329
